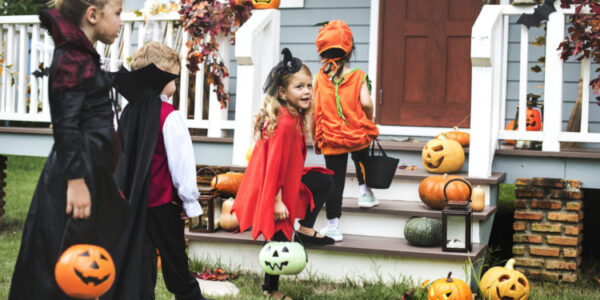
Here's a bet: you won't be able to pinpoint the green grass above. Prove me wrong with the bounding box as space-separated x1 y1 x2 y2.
1 155 600 299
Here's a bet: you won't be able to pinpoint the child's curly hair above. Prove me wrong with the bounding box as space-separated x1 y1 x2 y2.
253 64 312 139
50 0 111 26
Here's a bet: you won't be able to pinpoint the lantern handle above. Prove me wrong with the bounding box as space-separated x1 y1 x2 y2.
197 167 218 189
443 178 472 205
286 218 308 263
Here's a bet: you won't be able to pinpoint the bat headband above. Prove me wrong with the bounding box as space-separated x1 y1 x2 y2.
263 48 303 97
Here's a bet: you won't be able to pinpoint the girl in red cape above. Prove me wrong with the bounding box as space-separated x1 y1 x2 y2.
232 48 335 300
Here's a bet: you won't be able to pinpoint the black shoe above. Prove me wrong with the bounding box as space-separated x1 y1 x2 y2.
294 231 335 245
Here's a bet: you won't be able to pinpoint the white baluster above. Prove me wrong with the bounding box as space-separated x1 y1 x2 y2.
165 21 173 48
193 60 205 125
5 25 15 113
207 34 229 137
137 21 145 49
17 24 28 114
122 22 132 68
0 25 5 113
179 31 189 121
29 24 40 115
542 3 564 151
42 31 51 117
580 57 591 134
109 38 119 71
518 25 528 134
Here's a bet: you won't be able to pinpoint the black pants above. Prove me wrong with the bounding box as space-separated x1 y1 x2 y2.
324 147 369 219
147 203 203 300
263 171 334 292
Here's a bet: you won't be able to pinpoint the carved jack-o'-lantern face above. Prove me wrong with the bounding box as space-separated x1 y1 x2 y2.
252 0 281 9
480 259 530 300
259 241 306 275
422 138 465 174
55 244 115 299
525 108 542 131
427 272 473 300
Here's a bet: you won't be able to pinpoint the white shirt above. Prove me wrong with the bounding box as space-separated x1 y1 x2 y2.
161 94 202 217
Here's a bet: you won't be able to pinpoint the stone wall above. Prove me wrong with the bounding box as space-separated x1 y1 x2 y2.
512 177 583 283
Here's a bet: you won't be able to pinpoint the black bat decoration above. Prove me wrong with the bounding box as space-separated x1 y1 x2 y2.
32 67 50 78
74 268 110 286
516 0 556 28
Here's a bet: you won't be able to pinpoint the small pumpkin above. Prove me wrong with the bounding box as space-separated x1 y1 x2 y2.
526 108 542 131
419 174 472 209
504 120 518 145
259 241 306 275
404 217 443 247
219 197 239 231
470 185 485 212
436 127 470 147
211 172 244 197
252 0 280 9
480 258 530 300
422 138 465 174
427 272 472 300
55 244 115 299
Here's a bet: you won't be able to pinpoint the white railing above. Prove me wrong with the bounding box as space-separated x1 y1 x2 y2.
469 1 599 178
0 12 232 137
231 9 280 166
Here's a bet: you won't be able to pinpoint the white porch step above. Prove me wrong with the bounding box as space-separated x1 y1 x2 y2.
186 230 486 284
313 198 496 243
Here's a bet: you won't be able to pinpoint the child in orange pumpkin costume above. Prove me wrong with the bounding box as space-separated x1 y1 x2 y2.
311 20 379 242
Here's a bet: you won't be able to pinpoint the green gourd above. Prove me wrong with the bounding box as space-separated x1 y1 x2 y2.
259 241 307 275
404 217 443 247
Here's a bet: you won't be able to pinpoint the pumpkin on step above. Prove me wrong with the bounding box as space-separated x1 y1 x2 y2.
418 174 472 209
470 185 485 212
427 272 472 300
422 137 465 174
219 197 239 231
436 127 470 147
404 217 442 247
211 172 244 197
480 258 530 300
252 0 280 9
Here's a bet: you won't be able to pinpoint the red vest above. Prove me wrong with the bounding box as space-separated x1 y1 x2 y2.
148 102 177 207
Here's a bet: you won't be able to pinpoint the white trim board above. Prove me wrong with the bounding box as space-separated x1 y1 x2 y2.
378 125 470 137
280 0 304 8
368 0 380 112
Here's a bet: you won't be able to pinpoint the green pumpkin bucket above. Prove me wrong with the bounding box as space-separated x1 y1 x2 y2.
258 219 308 275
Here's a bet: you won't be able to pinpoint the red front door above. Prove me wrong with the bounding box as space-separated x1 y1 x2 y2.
376 0 482 127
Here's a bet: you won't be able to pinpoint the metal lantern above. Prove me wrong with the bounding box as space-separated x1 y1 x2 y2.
442 178 473 252
189 167 221 233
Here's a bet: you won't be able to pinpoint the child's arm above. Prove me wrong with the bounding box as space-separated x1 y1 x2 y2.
359 81 374 120
273 189 289 221
163 110 202 218
309 111 321 154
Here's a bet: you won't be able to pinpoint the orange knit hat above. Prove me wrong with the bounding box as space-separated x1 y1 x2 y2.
315 20 353 57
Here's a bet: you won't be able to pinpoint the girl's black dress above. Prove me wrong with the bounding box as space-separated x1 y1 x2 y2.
9 9 129 300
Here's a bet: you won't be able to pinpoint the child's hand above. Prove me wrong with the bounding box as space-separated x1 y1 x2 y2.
66 178 91 219
274 200 289 222
314 144 322 155
180 210 190 220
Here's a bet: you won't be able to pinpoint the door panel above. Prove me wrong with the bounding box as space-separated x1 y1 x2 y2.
377 0 482 127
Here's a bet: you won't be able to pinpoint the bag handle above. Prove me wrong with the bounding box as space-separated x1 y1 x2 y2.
197 167 218 189
370 138 388 157
286 218 308 263
443 178 472 206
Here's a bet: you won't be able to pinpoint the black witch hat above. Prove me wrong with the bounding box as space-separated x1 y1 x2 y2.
263 48 303 97
114 63 179 102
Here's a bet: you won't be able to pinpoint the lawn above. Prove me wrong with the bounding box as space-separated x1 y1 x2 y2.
1 155 599 299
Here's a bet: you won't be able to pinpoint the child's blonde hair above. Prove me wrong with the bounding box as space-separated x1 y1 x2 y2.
253 64 312 139
130 42 181 74
50 0 111 25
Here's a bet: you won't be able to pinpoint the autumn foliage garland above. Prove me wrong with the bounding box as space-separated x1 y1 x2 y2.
558 0 600 98
179 0 253 108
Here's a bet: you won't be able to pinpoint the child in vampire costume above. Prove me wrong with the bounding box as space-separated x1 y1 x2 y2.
107 42 208 300
10 6 130 300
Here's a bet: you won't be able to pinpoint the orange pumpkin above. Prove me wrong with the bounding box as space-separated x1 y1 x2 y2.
252 0 280 9
427 272 472 300
55 244 115 299
219 197 240 231
211 172 244 196
436 127 470 147
421 138 465 174
504 120 518 145
418 174 472 210
526 108 542 131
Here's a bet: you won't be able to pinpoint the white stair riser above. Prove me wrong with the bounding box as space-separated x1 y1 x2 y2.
311 211 483 243
343 177 494 205
189 241 472 284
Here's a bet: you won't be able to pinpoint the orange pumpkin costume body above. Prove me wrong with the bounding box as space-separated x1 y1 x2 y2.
314 68 379 155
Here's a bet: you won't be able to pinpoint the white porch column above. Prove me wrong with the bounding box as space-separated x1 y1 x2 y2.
542 2 564 152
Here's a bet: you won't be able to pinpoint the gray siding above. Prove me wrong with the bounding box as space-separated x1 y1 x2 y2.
506 16 600 134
